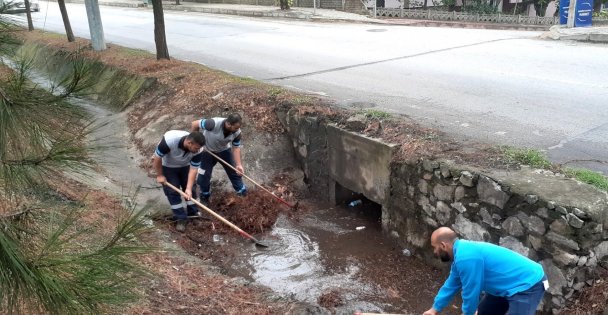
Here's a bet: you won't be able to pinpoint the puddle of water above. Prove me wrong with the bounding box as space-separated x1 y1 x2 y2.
221 203 450 314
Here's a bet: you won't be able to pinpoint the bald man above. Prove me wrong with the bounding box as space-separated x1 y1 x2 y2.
423 227 547 315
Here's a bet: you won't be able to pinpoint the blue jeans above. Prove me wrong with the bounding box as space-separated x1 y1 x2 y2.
161 166 199 221
478 276 546 315
196 149 246 199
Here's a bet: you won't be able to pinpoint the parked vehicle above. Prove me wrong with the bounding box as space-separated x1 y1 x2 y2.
1 0 40 13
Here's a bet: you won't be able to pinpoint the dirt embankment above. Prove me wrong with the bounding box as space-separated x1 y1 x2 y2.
14 30 606 315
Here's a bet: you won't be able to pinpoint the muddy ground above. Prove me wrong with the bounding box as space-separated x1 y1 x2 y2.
11 30 607 314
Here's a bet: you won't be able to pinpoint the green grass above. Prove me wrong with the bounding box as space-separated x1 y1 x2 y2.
119 47 152 57
291 95 313 104
500 146 608 192
268 86 284 98
364 109 391 120
502 147 552 169
565 168 608 191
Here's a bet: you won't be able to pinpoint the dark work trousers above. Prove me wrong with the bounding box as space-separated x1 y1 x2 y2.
196 149 246 199
161 166 199 221
478 276 547 315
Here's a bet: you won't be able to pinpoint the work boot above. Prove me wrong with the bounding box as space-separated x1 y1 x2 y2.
236 186 247 197
175 221 186 232
200 195 210 207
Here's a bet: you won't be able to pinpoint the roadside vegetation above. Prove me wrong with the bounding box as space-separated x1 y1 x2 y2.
500 146 608 192
0 17 153 314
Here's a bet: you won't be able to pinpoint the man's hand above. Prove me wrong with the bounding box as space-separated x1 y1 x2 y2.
423 308 439 315
156 175 167 185
235 164 244 176
184 188 192 201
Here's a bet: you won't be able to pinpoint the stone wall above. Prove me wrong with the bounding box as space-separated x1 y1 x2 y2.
386 161 608 312
278 108 608 313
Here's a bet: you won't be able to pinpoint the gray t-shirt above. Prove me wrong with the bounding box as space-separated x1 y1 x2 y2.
198 117 242 153
154 130 203 168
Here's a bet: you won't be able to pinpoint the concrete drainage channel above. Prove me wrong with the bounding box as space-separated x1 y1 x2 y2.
14 42 608 314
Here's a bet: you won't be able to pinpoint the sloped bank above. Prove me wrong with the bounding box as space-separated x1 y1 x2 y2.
279 107 608 313
16 43 155 111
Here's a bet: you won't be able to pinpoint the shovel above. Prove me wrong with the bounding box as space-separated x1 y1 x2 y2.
205 150 299 210
164 182 268 248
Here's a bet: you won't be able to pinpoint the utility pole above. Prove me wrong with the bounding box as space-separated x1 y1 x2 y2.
566 0 577 27
84 0 106 51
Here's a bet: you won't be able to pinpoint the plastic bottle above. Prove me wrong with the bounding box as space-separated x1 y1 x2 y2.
348 200 362 207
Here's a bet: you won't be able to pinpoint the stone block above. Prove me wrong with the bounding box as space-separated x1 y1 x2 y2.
546 231 580 251
595 241 608 262
526 194 539 205
436 201 452 225
572 207 588 219
555 206 568 215
550 217 572 235
433 184 455 202
455 186 465 201
537 207 549 219
345 114 367 130
541 259 567 296
503 216 525 237
459 171 475 187
453 214 489 242
418 179 429 195
529 235 542 250
552 249 579 266
500 236 530 257
477 176 510 209
527 215 547 236
451 202 467 213
423 216 439 227
440 163 452 178
567 213 584 229
423 159 439 172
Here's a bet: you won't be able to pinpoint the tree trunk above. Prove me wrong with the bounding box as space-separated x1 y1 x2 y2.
58 0 75 42
176 0 181 5
152 0 170 60
279 0 290 9
593 0 602 12
24 0 34 31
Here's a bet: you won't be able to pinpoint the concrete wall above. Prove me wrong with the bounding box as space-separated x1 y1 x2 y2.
279 108 608 313
327 125 395 205
16 43 155 111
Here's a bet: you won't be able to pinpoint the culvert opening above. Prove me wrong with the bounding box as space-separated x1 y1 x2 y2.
333 180 382 223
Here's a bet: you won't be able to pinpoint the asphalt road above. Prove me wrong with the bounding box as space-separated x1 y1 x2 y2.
11 2 608 173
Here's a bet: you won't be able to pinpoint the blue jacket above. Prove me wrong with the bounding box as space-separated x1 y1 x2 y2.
432 240 545 315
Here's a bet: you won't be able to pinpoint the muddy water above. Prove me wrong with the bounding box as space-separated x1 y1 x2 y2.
22 67 456 315
221 203 456 315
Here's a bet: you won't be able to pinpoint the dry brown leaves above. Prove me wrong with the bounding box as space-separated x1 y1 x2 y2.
126 250 287 315
560 268 608 315
317 289 345 310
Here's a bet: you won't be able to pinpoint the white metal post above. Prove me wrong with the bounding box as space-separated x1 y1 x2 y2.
84 0 106 51
566 0 577 27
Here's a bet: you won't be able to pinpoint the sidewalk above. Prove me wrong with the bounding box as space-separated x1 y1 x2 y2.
49 0 608 36
540 25 608 43
57 0 378 22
